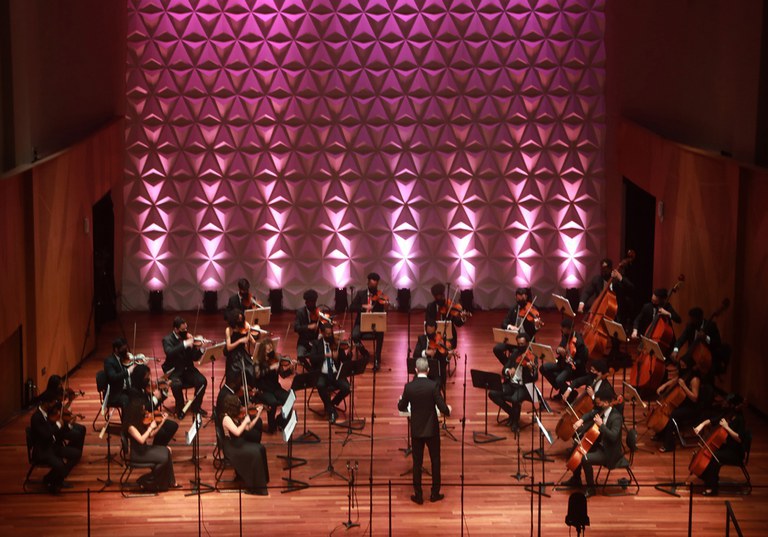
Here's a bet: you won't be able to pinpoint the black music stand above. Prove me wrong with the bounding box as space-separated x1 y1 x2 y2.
310 415 348 483
276 391 305 470
186 412 215 496
523 380 554 463
281 409 309 493
524 412 554 498
470 369 506 444
198 342 225 428
655 418 685 497
291 370 321 444
336 357 370 445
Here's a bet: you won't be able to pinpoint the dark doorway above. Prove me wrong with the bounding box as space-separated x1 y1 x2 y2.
0 327 23 424
622 178 656 322
93 192 116 328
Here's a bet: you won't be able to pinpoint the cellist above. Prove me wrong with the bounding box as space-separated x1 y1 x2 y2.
630 288 682 339
653 360 702 452
692 393 747 496
670 306 722 368
561 386 624 498
578 258 634 323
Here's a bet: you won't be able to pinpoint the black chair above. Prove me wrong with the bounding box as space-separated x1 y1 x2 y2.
722 430 752 495
23 427 52 492
93 370 122 432
595 428 640 496
119 432 158 498
212 411 239 491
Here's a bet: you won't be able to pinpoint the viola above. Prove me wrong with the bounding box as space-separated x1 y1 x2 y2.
368 290 390 306
310 306 334 326
192 335 213 348
62 408 86 425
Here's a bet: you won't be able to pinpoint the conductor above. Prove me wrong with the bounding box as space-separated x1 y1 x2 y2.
398 357 451 504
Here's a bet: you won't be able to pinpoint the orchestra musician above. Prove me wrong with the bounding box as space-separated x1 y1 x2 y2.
103 337 133 409
294 289 321 363
425 283 466 350
489 333 538 432
127 364 179 446
122 396 180 492
217 392 270 495
413 320 453 392
42 375 86 452
217 370 263 443
29 390 82 493
224 309 257 387
252 338 290 433
397 357 451 504
561 386 624 498
161 316 208 420
493 288 541 366
578 258 634 323
630 288 682 339
562 359 611 405
670 306 722 368
310 323 351 424
225 277 259 319
541 319 588 400
351 272 387 371
654 360 703 452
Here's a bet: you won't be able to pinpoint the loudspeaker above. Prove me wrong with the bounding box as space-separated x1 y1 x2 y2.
203 291 218 314
396 288 411 312
268 289 283 313
565 288 581 313
460 289 475 312
148 290 163 313
334 288 349 314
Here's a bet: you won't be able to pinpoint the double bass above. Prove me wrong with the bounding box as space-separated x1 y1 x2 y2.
689 298 730 375
581 250 635 359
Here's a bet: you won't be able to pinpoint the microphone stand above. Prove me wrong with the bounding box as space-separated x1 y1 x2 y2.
343 460 360 529
368 322 379 534
460 353 468 536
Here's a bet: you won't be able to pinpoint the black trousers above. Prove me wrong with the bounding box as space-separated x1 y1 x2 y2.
489 382 530 426
493 342 514 366
412 435 441 497
573 446 610 487
152 420 179 446
352 326 384 362
541 362 573 393
33 445 81 487
316 374 350 415
169 367 207 413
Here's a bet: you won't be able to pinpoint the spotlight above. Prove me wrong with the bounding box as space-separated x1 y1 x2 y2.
334 288 349 314
460 289 475 312
269 289 283 313
396 288 411 312
203 291 218 314
148 290 163 313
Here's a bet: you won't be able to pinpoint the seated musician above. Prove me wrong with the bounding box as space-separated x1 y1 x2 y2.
577 258 634 323
294 289 321 363
310 323 351 424
630 288 682 339
425 283 466 350
42 375 86 452
217 392 270 495
493 287 540 366
413 320 453 392
692 393 747 496
541 319 588 400
252 338 290 433
489 333 538 433
127 364 178 446
653 359 703 452
670 306 722 368
224 309 258 387
217 370 263 443
562 359 610 404
225 277 260 320
161 316 207 420
103 337 134 409
29 390 82 493
351 271 386 371
122 397 180 492
562 386 624 497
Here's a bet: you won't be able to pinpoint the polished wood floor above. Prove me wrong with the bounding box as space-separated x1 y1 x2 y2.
0 309 764 536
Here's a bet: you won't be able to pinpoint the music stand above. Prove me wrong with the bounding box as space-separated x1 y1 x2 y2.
552 294 576 317
525 412 554 497
197 342 225 427
336 357 370 445
470 370 506 444
185 413 215 496
655 418 685 497
492 327 519 343
281 410 309 493
244 306 271 327
523 382 553 463
436 320 454 340
277 391 306 470
529 342 555 450
603 319 632 371
639 336 665 362
310 413 348 483
290 370 321 444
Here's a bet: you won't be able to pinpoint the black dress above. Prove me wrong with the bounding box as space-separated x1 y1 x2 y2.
226 330 256 387
222 421 270 493
128 423 176 491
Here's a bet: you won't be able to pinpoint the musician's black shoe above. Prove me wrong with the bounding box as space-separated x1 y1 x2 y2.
510 422 520 434
584 487 596 498
198 408 208 417
329 410 338 424
177 410 186 420
429 493 445 503
702 488 717 496
562 476 583 488
410 494 423 505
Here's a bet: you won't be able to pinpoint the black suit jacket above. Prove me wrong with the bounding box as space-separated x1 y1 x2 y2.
224 293 249 318
162 332 203 374
104 354 129 395
500 303 537 339
309 338 351 373
294 307 319 349
633 302 682 333
503 347 538 384
674 320 721 353
580 405 624 466
413 334 449 362
398 376 450 438
30 408 59 455
580 274 633 307
350 289 386 327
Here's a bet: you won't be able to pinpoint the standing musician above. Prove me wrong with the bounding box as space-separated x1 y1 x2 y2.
493 287 541 365
128 364 178 446
252 338 290 433
217 370 263 443
630 288 682 339
413 320 454 393
294 289 321 363
29 390 83 493
691 393 748 496
42 375 86 452
103 337 134 409
562 387 624 497
578 258 634 323
350 272 387 371
161 316 208 420
489 333 538 432
122 396 180 492
670 306 722 368
397 357 451 504
562 359 611 405
225 277 260 319
425 283 467 350
541 319 588 400
224 309 258 386
310 323 352 424
654 359 702 452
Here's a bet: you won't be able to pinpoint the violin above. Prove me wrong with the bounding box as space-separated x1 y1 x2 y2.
62 408 86 425
310 306 334 326
368 290 390 306
428 332 456 356
515 297 542 331
121 352 155 366
241 292 262 310
143 409 164 426
438 299 471 321
505 345 536 384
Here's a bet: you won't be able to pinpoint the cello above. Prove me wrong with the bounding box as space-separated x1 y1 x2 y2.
688 298 730 374
630 275 684 393
566 395 623 472
556 392 594 441
645 372 692 433
581 251 636 359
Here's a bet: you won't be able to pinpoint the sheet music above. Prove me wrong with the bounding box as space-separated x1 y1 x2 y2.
282 389 296 419
282 410 297 443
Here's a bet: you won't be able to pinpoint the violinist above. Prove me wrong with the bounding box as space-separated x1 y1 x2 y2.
691 393 747 496
425 283 466 350
578 258 634 323
562 359 611 405
225 309 257 387
217 391 270 495
103 337 134 409
127 365 178 446
413 320 453 392
351 272 387 371
252 338 290 433
42 375 86 452
217 370 263 443
654 360 702 452
29 390 82 493
493 288 540 365
310 323 352 424
161 316 207 420
294 289 321 362
122 396 180 492
670 306 722 368
489 334 538 432
562 387 624 498
630 288 682 339
541 319 588 400
224 277 260 319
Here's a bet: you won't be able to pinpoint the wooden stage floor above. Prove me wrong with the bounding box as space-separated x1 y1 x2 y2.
0 309 764 536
